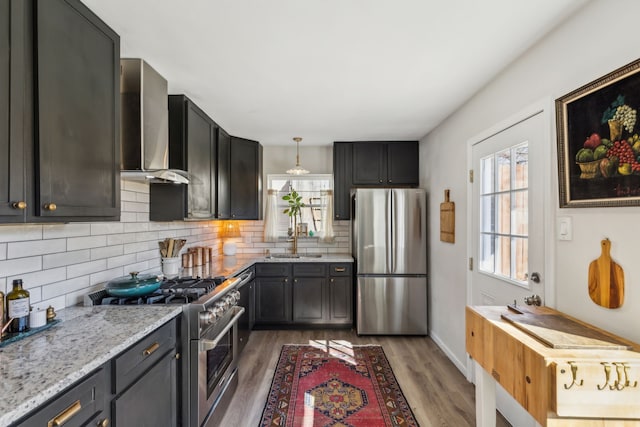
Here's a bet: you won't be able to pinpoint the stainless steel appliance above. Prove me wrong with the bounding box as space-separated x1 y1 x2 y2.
352 188 428 335
233 266 255 355
86 272 254 426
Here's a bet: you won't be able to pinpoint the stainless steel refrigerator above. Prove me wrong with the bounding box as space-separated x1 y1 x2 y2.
352 188 428 335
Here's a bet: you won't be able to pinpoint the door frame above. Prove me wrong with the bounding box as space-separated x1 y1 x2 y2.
465 98 557 381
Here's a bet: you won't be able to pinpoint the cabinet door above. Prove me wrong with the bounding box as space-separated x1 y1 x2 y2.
0 0 27 221
333 142 352 220
14 367 109 427
229 137 262 219
34 0 120 220
293 277 325 323
237 279 255 354
387 142 419 185
255 277 291 323
216 127 231 219
329 276 352 324
185 101 215 219
113 350 178 427
353 142 385 185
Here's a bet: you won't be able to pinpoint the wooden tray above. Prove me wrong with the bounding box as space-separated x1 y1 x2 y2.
501 312 630 350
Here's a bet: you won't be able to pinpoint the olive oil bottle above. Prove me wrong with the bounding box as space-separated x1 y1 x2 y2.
7 279 30 333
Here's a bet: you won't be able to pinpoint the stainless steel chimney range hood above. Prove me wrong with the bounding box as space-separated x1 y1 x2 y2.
120 58 189 184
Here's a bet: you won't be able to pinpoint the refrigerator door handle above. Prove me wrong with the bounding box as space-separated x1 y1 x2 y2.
388 189 394 274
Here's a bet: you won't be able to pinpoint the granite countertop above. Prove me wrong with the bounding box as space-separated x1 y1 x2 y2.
0 253 353 425
0 305 182 426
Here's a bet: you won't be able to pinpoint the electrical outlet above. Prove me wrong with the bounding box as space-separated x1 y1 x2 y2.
557 216 572 241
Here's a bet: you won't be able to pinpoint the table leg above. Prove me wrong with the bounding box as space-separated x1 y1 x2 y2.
475 361 496 427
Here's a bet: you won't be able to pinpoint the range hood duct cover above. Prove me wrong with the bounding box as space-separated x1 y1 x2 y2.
120 58 188 184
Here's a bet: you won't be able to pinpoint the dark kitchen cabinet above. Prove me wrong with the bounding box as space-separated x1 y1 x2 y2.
255 263 292 324
1 0 120 223
11 366 110 427
167 94 217 219
112 318 179 427
237 267 255 355
333 142 353 220
255 262 352 327
216 127 231 218
292 264 327 324
352 141 419 186
229 136 263 219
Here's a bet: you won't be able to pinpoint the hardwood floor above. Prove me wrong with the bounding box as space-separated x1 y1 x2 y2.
219 329 511 426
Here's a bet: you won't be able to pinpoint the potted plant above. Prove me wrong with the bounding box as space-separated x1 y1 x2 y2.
282 189 305 254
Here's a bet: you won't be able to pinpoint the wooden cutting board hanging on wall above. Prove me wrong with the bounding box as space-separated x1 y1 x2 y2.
588 239 624 309
440 189 455 243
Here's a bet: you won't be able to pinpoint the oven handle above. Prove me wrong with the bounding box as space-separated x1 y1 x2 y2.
198 306 245 353
236 270 254 288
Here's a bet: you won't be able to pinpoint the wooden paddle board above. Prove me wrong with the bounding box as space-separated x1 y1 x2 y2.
588 239 624 309
440 189 455 243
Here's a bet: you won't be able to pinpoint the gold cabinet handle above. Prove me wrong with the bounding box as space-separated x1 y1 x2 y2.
334 267 346 272
12 201 27 210
48 400 81 427
44 203 57 211
143 342 160 356
97 419 110 427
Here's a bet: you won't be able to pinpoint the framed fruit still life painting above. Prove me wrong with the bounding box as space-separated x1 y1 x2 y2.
556 58 640 207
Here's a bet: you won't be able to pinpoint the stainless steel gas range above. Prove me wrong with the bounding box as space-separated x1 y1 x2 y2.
86 270 254 427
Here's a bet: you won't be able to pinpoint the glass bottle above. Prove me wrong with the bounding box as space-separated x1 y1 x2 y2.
7 279 30 333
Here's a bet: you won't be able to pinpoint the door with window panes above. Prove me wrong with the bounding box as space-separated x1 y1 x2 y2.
471 112 545 308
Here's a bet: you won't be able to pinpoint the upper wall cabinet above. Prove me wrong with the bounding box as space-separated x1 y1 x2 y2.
333 141 419 220
216 127 231 219
1 0 121 223
166 94 217 220
352 141 419 185
228 136 263 220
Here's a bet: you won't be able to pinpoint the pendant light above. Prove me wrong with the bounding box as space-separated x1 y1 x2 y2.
286 137 310 175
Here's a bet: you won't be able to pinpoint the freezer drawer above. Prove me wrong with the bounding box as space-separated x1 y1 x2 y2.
356 276 428 335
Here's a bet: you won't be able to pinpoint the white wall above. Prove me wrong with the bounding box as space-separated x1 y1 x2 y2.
421 0 640 374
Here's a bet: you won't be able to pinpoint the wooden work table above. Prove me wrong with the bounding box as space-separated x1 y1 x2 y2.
466 305 640 427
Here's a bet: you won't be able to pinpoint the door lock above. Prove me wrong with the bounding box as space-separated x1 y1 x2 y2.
524 294 542 306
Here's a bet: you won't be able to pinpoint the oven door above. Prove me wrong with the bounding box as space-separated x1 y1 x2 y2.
191 306 244 427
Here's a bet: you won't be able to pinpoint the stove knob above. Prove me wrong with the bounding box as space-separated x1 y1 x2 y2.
213 304 225 317
231 290 240 302
224 295 235 307
199 310 215 325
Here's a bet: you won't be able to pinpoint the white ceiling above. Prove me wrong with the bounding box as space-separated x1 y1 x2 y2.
83 0 587 146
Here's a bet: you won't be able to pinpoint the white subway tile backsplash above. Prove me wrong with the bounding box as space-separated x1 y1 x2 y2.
91 267 125 286
136 213 149 222
122 179 149 193
42 276 90 300
107 233 138 246
124 222 149 233
0 243 6 260
121 190 137 202
120 212 138 223
9 267 66 288
123 241 148 254
67 235 107 251
67 259 107 279
136 192 149 203
107 254 137 269
8 239 66 258
0 224 43 242
33 294 65 312
0 256 42 277
135 231 159 242
43 224 91 239
123 261 151 274
43 250 91 269
123 201 149 213
91 245 123 260
90 223 125 235
136 249 158 262
27 286 42 303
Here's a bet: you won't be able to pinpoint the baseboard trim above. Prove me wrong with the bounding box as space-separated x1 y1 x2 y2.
429 330 468 377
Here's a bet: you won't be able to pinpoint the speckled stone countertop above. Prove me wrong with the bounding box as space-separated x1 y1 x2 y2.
204 253 354 278
0 305 182 426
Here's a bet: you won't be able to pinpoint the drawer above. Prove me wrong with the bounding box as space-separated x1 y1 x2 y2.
256 263 292 277
113 319 176 394
293 263 326 277
329 263 352 276
14 367 108 427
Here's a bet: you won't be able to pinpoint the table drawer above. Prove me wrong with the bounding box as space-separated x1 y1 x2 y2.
113 319 176 394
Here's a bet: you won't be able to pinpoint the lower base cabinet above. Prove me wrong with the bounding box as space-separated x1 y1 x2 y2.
256 262 353 327
12 318 179 427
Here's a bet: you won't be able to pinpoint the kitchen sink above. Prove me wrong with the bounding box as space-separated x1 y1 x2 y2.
264 254 323 259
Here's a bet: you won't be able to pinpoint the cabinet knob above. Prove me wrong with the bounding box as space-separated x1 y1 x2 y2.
283 278 288 283
12 201 27 210
388 179 393 183
294 279 298 283
97 419 110 427
330 278 334 282
379 179 383 183
44 203 57 211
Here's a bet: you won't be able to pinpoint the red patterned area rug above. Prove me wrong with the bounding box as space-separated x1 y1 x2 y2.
259 342 419 427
